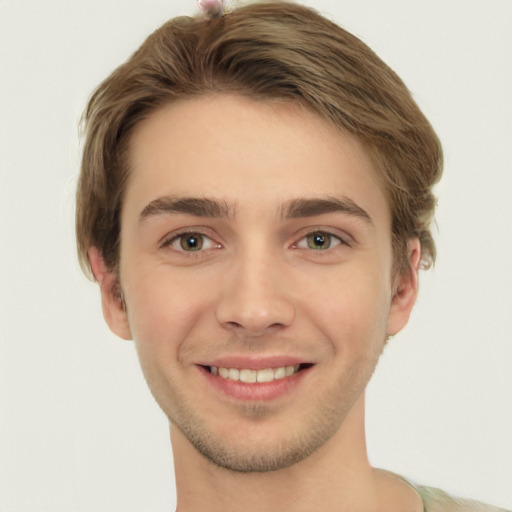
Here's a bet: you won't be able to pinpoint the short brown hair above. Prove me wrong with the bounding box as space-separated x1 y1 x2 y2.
76 1 442 279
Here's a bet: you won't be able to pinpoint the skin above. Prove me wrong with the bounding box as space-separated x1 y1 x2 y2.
90 94 422 511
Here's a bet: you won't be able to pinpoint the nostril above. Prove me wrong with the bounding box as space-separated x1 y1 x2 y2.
216 292 296 335
225 321 243 330
221 319 287 337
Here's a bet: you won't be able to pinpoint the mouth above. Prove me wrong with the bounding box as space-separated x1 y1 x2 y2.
201 363 314 384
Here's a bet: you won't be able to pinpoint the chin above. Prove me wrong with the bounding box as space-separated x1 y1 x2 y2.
182 423 332 473
169 387 357 474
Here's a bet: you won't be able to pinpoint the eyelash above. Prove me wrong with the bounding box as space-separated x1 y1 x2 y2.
160 230 221 253
159 228 351 255
292 230 350 251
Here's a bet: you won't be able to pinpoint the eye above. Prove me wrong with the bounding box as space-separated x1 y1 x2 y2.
164 232 219 252
295 231 343 251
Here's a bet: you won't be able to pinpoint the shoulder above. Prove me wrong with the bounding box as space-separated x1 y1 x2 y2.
377 469 510 512
415 484 511 512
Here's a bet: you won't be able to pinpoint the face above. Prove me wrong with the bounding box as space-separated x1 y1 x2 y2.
95 94 418 472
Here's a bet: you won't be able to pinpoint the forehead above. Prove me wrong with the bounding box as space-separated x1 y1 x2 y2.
124 94 389 224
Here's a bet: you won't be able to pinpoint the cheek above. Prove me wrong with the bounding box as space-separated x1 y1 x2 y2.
123 269 213 355
306 267 392 349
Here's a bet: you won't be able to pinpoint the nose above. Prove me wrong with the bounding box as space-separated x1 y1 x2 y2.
215 251 296 337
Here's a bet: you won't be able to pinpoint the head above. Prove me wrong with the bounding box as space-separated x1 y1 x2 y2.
76 1 442 283
76 1 442 473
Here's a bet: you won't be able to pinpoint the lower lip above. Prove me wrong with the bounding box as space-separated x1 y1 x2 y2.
198 366 311 401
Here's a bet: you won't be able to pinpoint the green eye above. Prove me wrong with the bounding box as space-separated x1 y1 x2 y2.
306 231 333 250
179 233 204 251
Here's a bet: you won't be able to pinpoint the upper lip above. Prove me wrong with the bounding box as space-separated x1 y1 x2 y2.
198 355 313 370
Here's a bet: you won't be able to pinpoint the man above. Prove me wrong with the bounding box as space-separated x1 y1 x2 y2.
75 1 509 510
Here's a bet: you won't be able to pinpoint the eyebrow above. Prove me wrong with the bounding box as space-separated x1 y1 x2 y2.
139 196 233 221
139 195 373 226
282 196 374 225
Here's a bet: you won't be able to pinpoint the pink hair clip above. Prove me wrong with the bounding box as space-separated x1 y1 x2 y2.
197 0 226 18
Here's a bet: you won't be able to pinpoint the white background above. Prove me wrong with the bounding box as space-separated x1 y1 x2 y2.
1 1 511 510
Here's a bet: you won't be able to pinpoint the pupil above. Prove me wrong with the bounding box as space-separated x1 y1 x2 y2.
181 234 202 251
308 232 330 250
314 234 325 246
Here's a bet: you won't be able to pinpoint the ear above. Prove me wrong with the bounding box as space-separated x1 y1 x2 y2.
88 247 132 340
386 239 421 336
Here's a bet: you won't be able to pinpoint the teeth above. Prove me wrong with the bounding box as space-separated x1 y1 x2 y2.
228 368 240 380
210 364 301 383
240 369 256 383
285 365 296 377
274 366 286 380
256 368 274 383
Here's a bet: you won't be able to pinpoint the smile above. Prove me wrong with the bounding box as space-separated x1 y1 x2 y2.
209 365 301 383
200 362 314 401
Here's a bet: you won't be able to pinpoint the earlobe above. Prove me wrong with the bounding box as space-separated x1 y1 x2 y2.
88 247 132 340
386 239 421 336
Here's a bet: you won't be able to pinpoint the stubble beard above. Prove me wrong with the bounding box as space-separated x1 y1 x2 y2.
164 352 382 473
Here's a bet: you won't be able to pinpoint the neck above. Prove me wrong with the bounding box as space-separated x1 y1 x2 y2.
171 394 392 512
